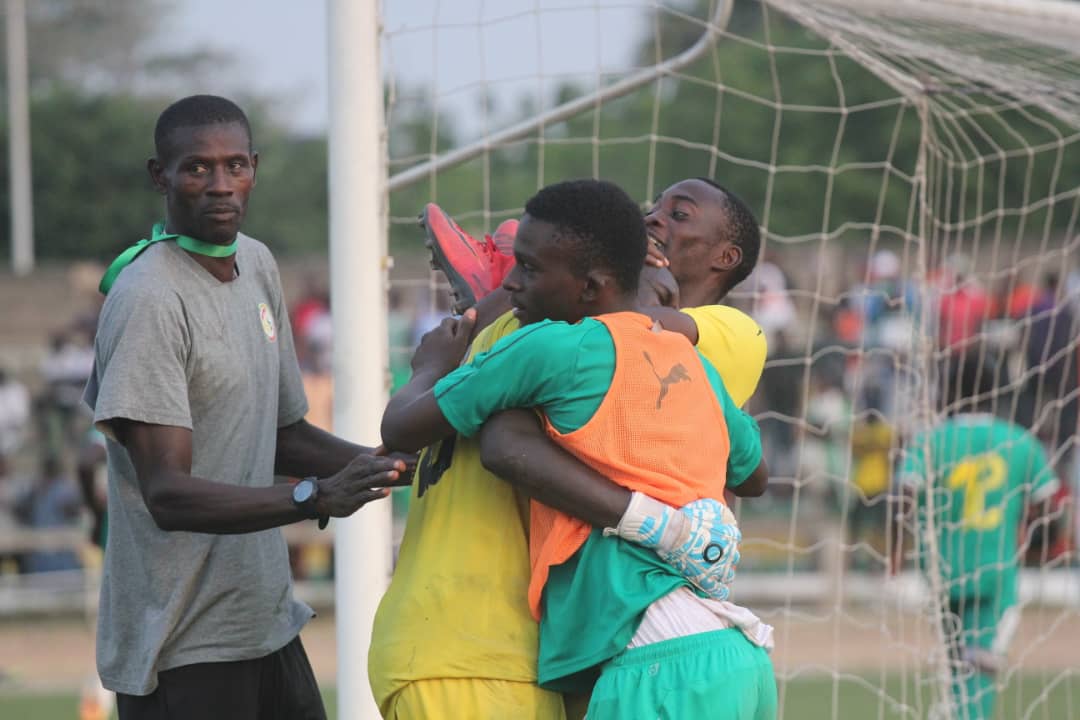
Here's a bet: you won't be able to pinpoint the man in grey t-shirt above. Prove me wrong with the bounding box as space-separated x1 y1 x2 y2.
84 95 407 720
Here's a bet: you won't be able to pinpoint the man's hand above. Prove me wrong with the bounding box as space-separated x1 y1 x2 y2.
374 445 418 485
315 453 409 518
645 240 670 268
410 308 478 378
606 492 741 600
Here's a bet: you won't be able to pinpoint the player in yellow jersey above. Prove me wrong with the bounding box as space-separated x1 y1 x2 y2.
368 178 767 719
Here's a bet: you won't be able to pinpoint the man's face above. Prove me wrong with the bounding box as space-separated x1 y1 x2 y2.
637 265 680 308
149 122 257 245
502 214 586 326
644 178 732 290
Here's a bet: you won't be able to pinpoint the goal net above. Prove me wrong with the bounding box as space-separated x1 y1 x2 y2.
380 0 1080 717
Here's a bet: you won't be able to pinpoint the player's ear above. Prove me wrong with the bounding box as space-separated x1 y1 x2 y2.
580 268 611 303
710 240 742 273
147 157 167 195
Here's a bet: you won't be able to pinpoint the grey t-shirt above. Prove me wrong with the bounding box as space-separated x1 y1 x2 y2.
84 235 311 695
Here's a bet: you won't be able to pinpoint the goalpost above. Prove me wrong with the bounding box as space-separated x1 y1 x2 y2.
328 2 388 719
337 0 1080 717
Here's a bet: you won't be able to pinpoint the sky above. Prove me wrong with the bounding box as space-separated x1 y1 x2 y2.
155 0 651 138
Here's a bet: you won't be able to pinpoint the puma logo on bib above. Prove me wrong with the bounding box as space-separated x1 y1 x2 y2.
643 351 691 409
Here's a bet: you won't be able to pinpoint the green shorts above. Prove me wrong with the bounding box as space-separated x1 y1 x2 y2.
948 595 1016 654
943 595 1017 720
585 628 777 720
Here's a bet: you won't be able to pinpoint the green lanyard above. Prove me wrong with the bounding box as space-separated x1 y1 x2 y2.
99 222 238 295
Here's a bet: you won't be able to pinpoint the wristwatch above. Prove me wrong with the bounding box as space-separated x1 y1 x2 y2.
293 477 329 529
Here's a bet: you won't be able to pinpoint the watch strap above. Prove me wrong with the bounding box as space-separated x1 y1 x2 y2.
305 476 330 530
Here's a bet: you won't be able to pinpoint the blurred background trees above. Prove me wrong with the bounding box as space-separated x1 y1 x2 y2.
1 0 1077 262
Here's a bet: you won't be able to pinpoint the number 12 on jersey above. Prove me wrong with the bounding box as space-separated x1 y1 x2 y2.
946 453 1006 531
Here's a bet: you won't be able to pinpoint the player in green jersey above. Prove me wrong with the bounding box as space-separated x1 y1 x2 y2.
892 352 1061 720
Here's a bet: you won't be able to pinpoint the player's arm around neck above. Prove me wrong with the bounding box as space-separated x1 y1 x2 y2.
478 409 631 527
115 420 404 534
730 457 768 497
381 383 456 454
636 265 698 343
636 305 699 344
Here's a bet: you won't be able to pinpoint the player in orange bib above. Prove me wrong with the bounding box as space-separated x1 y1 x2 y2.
382 179 776 719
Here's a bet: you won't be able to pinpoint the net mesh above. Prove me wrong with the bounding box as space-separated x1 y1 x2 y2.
380 1 1080 717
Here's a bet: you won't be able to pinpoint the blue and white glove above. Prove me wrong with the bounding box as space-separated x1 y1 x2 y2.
605 492 741 600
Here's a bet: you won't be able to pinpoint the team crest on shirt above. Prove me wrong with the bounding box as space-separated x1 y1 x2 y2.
258 302 277 342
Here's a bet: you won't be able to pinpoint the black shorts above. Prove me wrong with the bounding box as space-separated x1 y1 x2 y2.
116 635 326 720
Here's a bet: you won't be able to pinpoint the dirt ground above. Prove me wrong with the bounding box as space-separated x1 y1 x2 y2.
2 606 1076 693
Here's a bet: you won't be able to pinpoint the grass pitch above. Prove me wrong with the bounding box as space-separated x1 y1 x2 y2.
2 673 1078 719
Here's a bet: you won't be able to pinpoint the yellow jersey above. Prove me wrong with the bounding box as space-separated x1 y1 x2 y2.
682 305 767 406
369 312 537 708
368 304 766 707
851 420 893 497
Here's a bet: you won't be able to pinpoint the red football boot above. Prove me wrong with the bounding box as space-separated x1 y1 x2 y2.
488 217 519 290
421 204 517 313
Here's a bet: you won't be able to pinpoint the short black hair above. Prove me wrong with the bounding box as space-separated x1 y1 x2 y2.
695 177 761 292
524 179 646 293
154 95 252 162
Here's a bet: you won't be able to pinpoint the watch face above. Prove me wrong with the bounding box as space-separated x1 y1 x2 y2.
294 480 315 504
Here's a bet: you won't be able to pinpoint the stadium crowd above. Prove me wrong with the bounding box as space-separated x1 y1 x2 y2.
736 248 1079 569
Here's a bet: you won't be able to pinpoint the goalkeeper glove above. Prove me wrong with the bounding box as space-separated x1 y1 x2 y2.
605 492 741 600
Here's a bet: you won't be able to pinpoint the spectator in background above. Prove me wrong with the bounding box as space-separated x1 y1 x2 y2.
67 261 107 340
291 275 330 372
292 288 329 338
1001 269 1040 321
0 368 31 575
843 250 912 426
292 276 335 434
299 315 334 435
745 256 796 350
1067 263 1080 314
0 368 30 479
938 253 992 354
1020 273 1079 470
758 329 804 481
857 250 916 356
854 251 901 329
38 331 96 458
14 455 83 574
831 297 863 346
848 387 893 570
801 366 852 514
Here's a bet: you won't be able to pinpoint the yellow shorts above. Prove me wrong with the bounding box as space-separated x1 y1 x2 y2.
381 677 566 720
